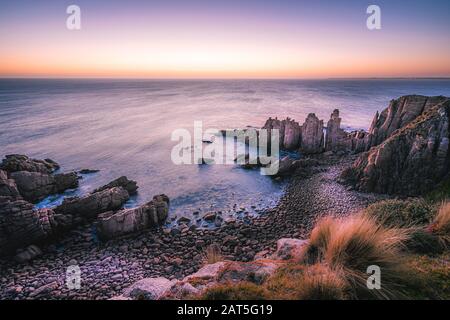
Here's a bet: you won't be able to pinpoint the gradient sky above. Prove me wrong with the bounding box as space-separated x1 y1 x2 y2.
1 0 449 78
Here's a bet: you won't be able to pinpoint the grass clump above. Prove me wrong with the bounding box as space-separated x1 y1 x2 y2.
363 199 433 228
301 215 410 299
200 282 267 300
428 201 450 247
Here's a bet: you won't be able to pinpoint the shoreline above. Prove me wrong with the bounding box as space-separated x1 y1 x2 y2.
0 153 388 299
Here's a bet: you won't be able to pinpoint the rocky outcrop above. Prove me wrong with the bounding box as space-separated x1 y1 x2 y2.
114 237 307 300
367 95 448 147
0 169 20 200
282 118 301 150
342 97 450 195
0 154 59 174
0 199 57 255
11 171 78 203
96 194 170 240
54 187 129 219
300 114 324 154
93 176 138 195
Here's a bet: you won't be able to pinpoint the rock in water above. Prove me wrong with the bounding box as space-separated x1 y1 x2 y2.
342 97 450 195
96 194 169 240
93 176 138 195
54 187 129 219
0 154 59 174
10 171 79 203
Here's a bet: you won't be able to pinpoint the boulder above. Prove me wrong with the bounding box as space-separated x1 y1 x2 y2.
121 277 177 300
342 97 450 195
0 199 56 255
93 176 138 195
11 171 78 203
0 154 59 174
300 113 324 154
96 194 170 240
272 238 308 260
0 169 20 199
54 187 129 219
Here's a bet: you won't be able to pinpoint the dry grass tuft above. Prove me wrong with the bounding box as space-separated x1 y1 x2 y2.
429 201 450 246
301 215 410 299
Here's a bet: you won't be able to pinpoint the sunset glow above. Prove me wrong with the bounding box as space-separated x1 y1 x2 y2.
1 0 449 78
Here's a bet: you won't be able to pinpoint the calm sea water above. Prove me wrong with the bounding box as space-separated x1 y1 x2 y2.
1 79 450 223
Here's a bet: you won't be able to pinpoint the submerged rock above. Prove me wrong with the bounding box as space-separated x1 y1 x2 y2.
0 154 59 174
96 194 170 240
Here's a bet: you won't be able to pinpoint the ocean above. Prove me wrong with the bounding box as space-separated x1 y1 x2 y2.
1 78 450 224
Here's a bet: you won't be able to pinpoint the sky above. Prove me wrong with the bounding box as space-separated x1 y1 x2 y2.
0 0 449 78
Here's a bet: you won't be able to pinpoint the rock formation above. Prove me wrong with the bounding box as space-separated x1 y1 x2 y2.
342 96 450 195
54 187 130 219
0 154 59 174
11 171 78 203
96 194 170 240
0 169 20 200
300 113 324 154
93 176 138 195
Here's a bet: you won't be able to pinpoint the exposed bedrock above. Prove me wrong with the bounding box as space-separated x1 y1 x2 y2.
342 97 450 195
93 176 138 195
0 198 57 255
54 186 130 219
300 113 324 154
0 154 59 174
0 169 20 200
96 194 170 240
11 171 79 203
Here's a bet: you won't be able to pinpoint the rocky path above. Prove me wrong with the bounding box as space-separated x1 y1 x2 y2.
0 155 387 300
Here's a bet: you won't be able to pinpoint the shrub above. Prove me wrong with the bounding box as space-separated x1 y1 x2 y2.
301 215 410 299
364 199 433 228
265 263 348 300
429 201 450 247
405 228 445 255
200 282 267 300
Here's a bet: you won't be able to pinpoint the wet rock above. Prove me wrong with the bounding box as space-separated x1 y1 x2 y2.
203 212 216 222
93 176 138 195
78 169 100 174
54 187 129 219
0 154 59 174
11 171 79 203
96 194 170 240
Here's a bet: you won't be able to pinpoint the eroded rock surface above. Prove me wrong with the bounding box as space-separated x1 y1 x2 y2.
342 97 450 195
0 154 59 174
96 194 170 240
